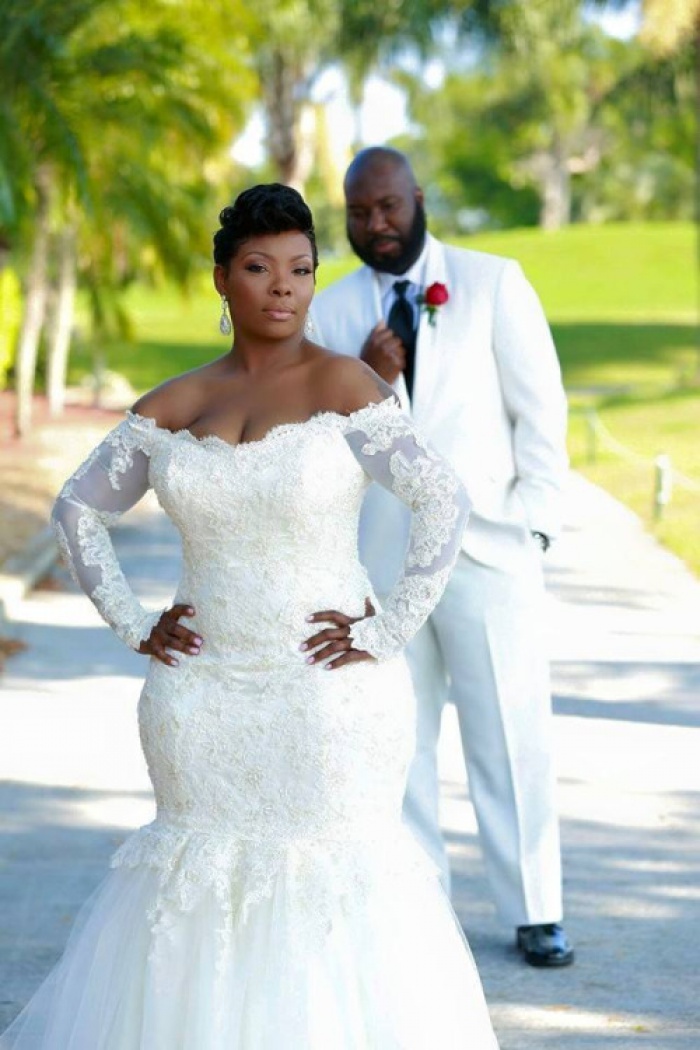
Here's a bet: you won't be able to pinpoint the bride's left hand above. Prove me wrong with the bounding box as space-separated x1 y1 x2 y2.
301 598 376 670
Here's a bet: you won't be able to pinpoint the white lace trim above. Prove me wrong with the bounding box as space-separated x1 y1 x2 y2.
111 819 437 964
350 568 453 661
103 414 155 488
343 402 470 661
52 415 161 650
125 396 398 456
389 450 461 570
74 511 161 648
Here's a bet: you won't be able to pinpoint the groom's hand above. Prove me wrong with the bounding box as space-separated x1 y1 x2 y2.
140 604 202 666
301 598 376 670
360 321 406 384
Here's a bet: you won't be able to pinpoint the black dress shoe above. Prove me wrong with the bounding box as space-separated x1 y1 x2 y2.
516 923 574 967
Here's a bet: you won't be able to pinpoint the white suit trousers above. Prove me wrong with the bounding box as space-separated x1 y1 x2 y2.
402 548 563 926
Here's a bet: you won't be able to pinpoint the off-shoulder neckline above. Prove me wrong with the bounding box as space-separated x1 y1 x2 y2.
126 394 400 454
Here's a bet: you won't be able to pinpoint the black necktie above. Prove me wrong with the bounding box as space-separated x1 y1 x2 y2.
387 279 417 400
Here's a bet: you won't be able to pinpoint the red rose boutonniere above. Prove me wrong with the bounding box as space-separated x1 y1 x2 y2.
418 281 449 326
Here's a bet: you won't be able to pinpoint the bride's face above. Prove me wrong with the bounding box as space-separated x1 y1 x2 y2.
214 230 315 339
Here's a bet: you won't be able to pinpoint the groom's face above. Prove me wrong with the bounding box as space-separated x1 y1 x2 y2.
345 162 426 275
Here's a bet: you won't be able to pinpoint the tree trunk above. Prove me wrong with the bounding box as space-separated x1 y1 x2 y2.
539 145 571 230
294 104 317 193
47 221 77 417
346 65 366 153
260 47 305 189
14 167 52 437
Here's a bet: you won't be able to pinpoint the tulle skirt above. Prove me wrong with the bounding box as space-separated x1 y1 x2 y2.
0 825 499 1049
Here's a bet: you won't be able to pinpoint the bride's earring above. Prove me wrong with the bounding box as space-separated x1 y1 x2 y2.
304 314 315 338
219 295 232 336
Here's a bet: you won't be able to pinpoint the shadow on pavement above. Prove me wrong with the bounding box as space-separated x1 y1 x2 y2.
0 781 153 1029
447 789 700 1047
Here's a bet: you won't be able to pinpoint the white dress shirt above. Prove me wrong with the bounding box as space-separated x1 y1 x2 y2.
376 243 429 329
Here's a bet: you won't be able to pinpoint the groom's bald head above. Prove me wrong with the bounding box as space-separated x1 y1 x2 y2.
344 147 418 195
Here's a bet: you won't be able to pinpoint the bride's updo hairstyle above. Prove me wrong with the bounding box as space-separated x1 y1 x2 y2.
213 183 318 270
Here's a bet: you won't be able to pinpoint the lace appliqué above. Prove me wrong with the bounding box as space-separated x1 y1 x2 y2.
104 413 156 489
53 518 82 591
390 450 461 569
111 819 437 971
51 416 163 650
343 402 471 661
75 509 161 648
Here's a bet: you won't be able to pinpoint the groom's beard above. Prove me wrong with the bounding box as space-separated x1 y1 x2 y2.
347 203 427 276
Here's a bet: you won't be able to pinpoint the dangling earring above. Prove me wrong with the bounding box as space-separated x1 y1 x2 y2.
219 295 232 336
303 314 315 338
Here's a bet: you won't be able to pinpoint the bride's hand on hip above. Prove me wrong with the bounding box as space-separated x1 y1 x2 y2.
301 598 376 670
139 604 203 666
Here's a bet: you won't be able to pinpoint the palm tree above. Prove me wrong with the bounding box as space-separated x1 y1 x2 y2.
0 0 101 433
0 0 254 432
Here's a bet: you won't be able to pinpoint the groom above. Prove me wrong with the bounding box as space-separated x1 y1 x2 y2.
310 147 573 967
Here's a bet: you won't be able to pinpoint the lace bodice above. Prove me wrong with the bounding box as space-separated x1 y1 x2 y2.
52 398 470 662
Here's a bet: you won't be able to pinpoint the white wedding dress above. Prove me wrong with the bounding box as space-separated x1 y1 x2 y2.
1 395 499 1049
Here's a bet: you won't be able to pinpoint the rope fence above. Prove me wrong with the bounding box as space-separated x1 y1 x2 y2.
572 406 700 521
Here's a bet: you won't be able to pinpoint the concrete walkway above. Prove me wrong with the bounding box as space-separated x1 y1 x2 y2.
1 478 699 1047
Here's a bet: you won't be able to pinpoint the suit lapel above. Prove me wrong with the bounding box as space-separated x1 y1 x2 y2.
411 235 448 422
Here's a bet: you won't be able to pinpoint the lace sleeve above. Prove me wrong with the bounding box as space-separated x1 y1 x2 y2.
50 413 163 650
343 400 471 661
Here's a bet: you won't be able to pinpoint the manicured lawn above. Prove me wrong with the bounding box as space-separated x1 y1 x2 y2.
70 221 699 575
552 322 698 396
462 222 697 322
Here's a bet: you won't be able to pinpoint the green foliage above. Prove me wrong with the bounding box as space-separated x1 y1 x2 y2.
398 2 694 228
0 0 107 230
395 73 544 231
0 0 255 284
574 39 695 222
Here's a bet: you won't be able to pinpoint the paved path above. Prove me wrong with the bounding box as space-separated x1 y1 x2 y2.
1 478 699 1047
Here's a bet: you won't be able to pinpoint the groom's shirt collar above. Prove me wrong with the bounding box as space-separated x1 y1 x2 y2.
374 240 429 299
374 240 429 323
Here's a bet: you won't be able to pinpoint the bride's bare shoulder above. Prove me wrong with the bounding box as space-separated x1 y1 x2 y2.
131 359 225 432
313 353 396 416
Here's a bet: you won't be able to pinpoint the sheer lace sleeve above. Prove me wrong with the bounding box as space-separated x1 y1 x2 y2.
343 400 471 661
50 413 163 650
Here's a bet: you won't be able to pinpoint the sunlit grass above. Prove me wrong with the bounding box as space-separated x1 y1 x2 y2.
462 222 697 322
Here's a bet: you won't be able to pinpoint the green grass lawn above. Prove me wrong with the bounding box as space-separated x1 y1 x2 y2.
462 222 697 322
71 221 700 575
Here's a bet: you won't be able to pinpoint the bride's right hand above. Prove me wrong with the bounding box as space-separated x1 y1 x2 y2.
139 604 202 666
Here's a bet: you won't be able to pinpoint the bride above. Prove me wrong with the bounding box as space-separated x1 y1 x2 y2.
1 184 499 1049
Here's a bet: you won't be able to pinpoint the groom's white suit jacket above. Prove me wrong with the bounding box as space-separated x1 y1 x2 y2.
311 234 569 592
